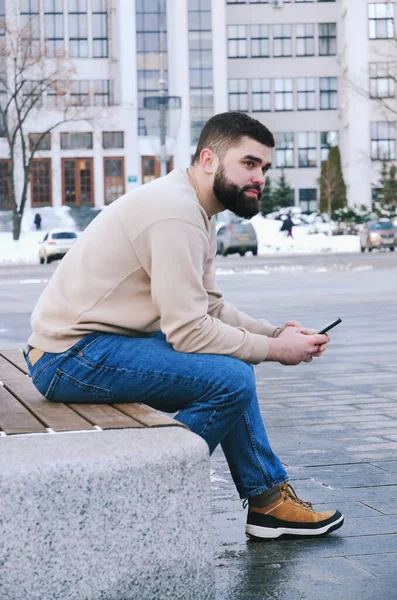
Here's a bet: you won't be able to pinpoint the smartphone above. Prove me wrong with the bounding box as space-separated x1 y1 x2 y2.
318 317 342 335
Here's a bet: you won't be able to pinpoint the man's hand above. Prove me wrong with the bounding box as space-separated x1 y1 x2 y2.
267 326 330 365
272 320 302 338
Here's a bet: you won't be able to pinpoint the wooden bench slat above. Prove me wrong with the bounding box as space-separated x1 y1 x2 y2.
0 349 29 375
115 402 186 428
0 358 95 432
0 385 47 434
68 404 145 429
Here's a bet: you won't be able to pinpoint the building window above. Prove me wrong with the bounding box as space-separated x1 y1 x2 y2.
299 189 317 213
141 155 173 184
0 159 11 208
60 132 93 149
228 79 248 111
228 25 247 58
251 24 269 58
104 158 124 204
31 159 52 206
371 122 396 160
103 131 124 149
93 79 113 106
68 0 88 58
320 77 338 110
70 80 90 106
296 24 314 56
297 78 316 110
188 0 213 145
369 62 396 98
274 78 293 111
298 132 317 167
320 131 338 161
275 132 294 168
22 80 43 108
252 78 271 112
47 80 67 109
135 0 169 139
273 24 292 57
44 0 64 57
29 133 51 151
92 0 108 58
20 0 40 45
368 3 394 39
319 23 336 56
138 117 147 136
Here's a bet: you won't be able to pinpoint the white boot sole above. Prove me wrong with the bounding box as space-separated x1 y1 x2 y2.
246 514 344 539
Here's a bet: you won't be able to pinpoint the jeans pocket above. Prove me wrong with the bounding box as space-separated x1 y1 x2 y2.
45 368 113 403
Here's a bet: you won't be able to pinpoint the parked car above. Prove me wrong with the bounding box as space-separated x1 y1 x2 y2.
216 221 258 256
359 219 396 252
39 229 78 264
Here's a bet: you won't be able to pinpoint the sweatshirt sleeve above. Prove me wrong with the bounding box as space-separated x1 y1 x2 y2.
133 218 271 364
203 228 278 338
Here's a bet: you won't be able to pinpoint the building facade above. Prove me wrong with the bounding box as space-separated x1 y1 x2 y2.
0 0 396 211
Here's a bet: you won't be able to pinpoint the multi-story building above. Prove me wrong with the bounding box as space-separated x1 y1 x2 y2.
0 0 396 212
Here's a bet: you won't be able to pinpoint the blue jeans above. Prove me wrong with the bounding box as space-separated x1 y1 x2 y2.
26 332 288 499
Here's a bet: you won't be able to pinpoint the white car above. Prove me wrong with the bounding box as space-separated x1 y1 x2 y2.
39 229 78 264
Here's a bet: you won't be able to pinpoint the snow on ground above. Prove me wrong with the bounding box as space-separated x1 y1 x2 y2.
250 214 360 255
0 206 77 266
0 212 360 267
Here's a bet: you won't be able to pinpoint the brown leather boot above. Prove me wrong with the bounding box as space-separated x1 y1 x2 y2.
245 482 344 541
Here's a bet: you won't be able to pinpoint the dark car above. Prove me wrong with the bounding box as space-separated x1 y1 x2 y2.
216 221 258 256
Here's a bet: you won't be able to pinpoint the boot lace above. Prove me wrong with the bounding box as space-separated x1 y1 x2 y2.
282 483 314 511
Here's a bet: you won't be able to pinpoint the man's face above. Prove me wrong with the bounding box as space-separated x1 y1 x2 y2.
212 137 272 219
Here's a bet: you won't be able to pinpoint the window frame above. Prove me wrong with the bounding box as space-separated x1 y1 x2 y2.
275 132 295 168
103 156 125 204
30 158 52 207
371 121 396 161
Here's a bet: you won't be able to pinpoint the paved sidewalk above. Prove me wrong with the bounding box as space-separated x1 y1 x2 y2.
212 266 397 600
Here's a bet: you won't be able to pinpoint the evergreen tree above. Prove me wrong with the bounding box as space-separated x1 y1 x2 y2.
259 177 275 216
382 164 397 207
319 146 347 217
273 170 294 208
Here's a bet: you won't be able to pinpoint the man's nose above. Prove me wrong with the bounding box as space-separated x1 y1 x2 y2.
252 169 265 186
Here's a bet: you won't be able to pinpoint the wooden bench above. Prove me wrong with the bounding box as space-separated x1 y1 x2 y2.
0 348 185 436
0 348 213 600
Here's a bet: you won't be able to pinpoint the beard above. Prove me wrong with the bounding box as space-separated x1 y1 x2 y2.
212 164 261 219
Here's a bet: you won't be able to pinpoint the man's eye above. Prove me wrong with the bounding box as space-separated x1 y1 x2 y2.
245 161 254 168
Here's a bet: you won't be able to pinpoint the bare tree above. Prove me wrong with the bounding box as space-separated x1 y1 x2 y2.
344 43 397 122
0 16 91 240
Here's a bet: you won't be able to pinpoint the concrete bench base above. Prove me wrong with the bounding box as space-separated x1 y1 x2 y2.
0 428 214 600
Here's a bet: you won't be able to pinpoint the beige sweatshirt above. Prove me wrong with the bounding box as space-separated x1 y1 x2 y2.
29 169 277 364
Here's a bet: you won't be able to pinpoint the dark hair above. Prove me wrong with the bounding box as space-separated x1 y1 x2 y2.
192 112 275 164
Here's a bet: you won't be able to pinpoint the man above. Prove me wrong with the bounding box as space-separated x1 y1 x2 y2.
27 112 344 541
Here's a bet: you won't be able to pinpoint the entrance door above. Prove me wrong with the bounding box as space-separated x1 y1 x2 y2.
141 156 173 184
62 158 94 207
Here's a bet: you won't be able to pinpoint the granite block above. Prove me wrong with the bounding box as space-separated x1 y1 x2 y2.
0 428 214 600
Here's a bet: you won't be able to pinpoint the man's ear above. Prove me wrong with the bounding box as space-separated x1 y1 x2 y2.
200 148 219 174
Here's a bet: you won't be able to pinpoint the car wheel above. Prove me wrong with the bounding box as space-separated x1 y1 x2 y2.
220 244 228 257
239 250 245 256
252 247 258 256
390 246 395 252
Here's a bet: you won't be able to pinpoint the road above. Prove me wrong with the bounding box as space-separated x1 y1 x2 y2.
1 251 397 598
1 250 396 347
